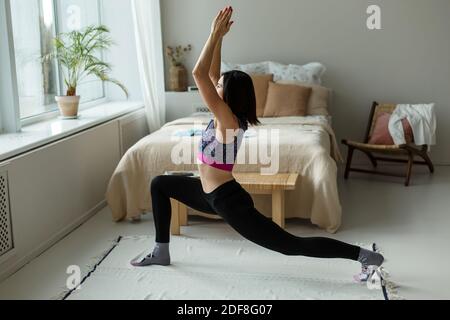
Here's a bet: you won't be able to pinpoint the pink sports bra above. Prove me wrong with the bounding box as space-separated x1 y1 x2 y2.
197 118 248 172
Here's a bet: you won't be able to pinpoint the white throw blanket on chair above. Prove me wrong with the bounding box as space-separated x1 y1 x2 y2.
388 104 436 149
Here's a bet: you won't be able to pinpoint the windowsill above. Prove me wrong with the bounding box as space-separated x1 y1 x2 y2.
165 91 199 94
20 97 109 127
0 100 145 163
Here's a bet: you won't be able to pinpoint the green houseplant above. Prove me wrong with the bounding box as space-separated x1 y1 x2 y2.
45 25 128 118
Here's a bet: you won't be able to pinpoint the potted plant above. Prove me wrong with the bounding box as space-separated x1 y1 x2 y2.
45 25 128 119
166 44 192 92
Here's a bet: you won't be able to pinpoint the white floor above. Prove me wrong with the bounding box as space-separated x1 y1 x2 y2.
1 165 449 300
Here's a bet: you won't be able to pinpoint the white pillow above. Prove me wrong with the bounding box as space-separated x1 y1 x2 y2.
221 61 269 75
221 61 326 85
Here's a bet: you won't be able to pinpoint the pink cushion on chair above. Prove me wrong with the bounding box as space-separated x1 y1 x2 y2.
369 113 414 145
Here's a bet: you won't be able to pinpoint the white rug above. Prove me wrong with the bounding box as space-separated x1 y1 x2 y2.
61 235 399 300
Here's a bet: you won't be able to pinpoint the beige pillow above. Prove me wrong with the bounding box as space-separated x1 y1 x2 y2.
250 74 274 117
277 80 331 116
263 82 312 117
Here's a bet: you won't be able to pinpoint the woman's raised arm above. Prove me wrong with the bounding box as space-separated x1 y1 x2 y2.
192 7 237 129
209 38 223 85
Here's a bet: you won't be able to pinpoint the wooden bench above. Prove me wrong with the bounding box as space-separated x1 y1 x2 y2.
170 173 299 235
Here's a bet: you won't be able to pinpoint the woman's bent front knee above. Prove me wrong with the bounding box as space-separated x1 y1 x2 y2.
150 175 167 194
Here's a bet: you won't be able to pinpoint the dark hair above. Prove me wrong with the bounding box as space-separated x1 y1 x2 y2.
222 70 260 127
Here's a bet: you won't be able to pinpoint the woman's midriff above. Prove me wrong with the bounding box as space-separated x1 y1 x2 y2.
198 163 235 194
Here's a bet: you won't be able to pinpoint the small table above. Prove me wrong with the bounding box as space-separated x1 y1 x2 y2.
170 173 299 235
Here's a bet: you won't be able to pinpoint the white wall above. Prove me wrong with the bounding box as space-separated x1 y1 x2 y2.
102 0 142 101
161 0 450 164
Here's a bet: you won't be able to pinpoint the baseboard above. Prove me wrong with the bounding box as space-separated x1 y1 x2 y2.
0 200 107 283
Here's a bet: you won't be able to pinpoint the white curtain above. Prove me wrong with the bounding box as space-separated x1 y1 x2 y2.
131 0 166 132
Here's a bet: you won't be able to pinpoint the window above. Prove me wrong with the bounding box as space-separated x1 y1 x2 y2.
9 0 104 121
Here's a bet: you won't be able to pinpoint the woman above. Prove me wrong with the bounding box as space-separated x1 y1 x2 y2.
131 6 384 279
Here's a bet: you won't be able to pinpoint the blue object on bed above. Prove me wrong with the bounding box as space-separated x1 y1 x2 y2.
174 129 204 137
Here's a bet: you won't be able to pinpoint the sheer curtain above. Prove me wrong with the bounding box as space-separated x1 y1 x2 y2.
131 0 166 132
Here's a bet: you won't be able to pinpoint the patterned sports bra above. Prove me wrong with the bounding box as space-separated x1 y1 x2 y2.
197 118 248 172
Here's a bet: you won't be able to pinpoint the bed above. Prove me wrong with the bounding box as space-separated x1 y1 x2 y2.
105 113 344 233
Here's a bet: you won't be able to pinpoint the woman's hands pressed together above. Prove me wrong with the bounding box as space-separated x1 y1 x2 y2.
211 6 234 38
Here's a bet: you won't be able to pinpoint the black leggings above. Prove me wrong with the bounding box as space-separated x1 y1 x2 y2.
150 175 360 260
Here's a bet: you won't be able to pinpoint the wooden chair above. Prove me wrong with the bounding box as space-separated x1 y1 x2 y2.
342 102 434 186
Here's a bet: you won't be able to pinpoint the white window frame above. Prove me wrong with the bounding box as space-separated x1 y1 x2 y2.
1 0 107 131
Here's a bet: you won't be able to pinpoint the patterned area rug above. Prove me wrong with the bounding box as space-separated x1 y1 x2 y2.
60 235 400 300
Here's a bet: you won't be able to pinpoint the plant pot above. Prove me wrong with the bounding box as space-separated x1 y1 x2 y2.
55 96 80 118
169 64 188 92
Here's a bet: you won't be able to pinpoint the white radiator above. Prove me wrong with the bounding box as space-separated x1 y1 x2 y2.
0 171 13 258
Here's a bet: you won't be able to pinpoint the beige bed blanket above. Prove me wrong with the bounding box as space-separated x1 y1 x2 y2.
106 115 343 233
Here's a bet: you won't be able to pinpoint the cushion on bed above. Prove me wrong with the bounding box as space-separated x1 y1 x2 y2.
221 61 326 85
263 82 312 117
250 74 274 117
277 80 331 116
369 112 414 145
